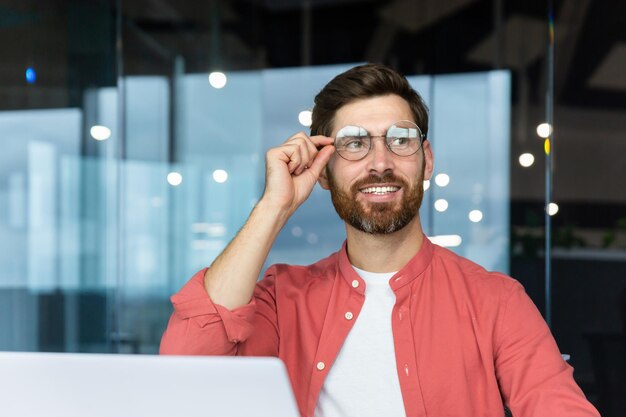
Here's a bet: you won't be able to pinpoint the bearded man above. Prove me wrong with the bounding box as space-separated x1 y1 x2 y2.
160 64 599 417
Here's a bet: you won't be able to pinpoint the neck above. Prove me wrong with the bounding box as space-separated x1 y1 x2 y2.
345 215 425 273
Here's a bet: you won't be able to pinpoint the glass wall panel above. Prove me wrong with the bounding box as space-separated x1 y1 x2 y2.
429 71 511 273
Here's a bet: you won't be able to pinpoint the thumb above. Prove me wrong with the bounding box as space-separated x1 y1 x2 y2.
307 145 335 178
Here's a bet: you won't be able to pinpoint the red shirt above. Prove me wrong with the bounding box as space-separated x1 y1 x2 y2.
160 237 599 417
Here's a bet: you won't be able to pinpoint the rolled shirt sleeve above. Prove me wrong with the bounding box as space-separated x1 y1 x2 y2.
160 268 280 357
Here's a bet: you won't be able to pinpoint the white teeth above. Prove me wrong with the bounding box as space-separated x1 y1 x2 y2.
360 186 400 195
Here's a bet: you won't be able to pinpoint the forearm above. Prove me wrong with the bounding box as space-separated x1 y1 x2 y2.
204 198 289 310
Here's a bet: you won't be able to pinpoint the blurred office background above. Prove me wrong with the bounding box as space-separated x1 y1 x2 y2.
0 0 624 415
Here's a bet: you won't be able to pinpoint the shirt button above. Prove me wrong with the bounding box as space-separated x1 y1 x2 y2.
351 279 359 288
344 311 353 320
316 361 326 371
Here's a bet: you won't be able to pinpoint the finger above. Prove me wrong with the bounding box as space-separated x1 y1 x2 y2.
285 146 303 174
299 139 317 175
302 140 328 176
297 142 312 172
306 145 335 178
308 135 335 149
276 132 329 176
270 142 300 173
284 136 314 175
302 135 318 159
286 133 330 158
285 132 310 145
283 142 310 176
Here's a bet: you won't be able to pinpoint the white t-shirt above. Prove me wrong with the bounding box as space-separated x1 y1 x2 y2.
315 266 406 417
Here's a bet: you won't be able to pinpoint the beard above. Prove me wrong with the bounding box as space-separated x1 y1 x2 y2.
327 169 424 235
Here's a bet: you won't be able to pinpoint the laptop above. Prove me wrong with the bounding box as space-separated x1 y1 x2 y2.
0 352 301 417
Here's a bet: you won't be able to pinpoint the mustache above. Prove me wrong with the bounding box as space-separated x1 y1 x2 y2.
352 172 407 191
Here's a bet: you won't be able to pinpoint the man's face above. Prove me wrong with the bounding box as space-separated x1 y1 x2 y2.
319 94 433 234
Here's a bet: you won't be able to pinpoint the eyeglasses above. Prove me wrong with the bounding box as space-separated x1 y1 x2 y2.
333 120 425 161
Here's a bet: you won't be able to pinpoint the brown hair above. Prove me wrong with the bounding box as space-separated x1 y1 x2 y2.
310 63 429 137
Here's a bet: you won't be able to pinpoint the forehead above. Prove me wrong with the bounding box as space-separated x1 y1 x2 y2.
332 94 413 135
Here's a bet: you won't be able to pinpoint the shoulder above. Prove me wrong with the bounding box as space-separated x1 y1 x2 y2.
259 250 340 289
430 243 521 298
428 244 532 333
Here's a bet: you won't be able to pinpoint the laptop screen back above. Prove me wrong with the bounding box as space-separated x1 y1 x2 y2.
0 352 300 417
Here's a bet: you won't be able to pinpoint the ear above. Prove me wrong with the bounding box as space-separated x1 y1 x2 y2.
422 140 434 181
318 166 330 190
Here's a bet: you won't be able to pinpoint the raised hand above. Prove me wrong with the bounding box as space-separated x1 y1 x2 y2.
262 132 335 216
202 132 334 310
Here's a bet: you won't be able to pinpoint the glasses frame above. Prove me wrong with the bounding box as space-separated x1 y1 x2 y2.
333 119 426 161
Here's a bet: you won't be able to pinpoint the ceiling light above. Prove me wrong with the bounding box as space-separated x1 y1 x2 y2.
469 210 483 222
298 110 312 127
212 169 228 183
167 172 183 186
519 153 535 167
536 123 552 138
547 202 559 216
90 125 111 141
434 199 448 212
208 71 227 89
435 173 450 187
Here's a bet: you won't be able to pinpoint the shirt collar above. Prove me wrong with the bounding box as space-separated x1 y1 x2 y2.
338 235 434 292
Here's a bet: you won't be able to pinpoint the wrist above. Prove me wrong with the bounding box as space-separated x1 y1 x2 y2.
253 197 292 227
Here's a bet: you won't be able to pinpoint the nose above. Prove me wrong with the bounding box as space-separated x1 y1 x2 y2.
365 136 395 173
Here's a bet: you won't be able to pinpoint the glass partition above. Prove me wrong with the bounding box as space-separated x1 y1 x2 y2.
0 67 511 353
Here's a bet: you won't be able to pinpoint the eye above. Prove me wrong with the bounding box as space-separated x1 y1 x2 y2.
343 137 367 150
389 136 409 146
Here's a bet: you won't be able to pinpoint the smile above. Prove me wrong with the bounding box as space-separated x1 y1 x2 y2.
359 186 400 195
